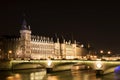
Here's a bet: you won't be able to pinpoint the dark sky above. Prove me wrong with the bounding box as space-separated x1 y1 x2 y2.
1 2 120 53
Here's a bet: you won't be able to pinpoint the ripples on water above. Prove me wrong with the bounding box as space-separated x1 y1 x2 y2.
0 69 120 80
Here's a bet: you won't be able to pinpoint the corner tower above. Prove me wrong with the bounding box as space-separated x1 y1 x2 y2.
20 19 31 58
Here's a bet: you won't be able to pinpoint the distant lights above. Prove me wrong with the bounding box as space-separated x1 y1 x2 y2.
108 51 111 54
100 50 103 53
8 50 12 54
98 50 112 54
81 44 84 47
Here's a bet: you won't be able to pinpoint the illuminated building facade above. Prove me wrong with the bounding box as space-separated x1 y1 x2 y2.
0 19 87 60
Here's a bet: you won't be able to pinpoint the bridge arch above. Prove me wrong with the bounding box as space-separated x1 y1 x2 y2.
103 65 120 74
12 62 46 70
52 62 93 71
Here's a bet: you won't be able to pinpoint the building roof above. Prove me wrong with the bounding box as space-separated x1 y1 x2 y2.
21 19 30 30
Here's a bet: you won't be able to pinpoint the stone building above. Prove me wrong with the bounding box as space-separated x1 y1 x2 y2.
0 19 87 60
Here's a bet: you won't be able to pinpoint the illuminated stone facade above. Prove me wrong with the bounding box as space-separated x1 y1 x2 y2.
0 19 87 60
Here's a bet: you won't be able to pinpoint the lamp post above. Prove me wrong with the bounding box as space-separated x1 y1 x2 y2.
100 50 103 59
100 50 103 54
107 51 111 57
107 51 111 54
8 50 12 60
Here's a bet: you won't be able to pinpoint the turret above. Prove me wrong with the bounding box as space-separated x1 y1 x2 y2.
20 19 31 59
20 19 31 40
21 19 31 30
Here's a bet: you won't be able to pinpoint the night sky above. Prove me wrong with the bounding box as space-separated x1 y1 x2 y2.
1 2 120 53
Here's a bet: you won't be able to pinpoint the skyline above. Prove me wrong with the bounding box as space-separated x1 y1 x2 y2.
1 2 120 53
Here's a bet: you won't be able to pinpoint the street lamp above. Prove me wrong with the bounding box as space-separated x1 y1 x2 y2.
9 50 12 54
107 51 111 54
100 50 103 54
107 51 111 57
81 44 84 48
8 50 12 59
99 50 104 59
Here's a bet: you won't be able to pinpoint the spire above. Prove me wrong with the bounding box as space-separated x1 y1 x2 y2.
21 19 28 30
21 19 31 30
21 14 30 30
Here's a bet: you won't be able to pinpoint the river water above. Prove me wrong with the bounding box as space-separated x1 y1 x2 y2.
0 69 120 80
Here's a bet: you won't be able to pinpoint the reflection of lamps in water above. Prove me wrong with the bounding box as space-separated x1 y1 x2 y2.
6 76 14 80
30 70 46 80
6 73 21 80
48 76 58 80
14 74 21 80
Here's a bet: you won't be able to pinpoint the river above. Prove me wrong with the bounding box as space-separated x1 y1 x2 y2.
0 69 120 80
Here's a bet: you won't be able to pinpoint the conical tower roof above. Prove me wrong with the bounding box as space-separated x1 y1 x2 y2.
21 19 28 30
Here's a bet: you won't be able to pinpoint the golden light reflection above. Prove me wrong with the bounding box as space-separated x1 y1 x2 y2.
6 76 14 80
6 73 22 80
14 74 22 80
47 76 58 80
30 70 46 80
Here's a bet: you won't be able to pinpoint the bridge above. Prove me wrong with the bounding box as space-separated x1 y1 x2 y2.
0 59 120 75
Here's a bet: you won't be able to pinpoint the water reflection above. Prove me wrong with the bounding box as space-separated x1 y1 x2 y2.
115 73 120 80
6 74 22 80
4 69 46 80
71 70 97 80
43 70 103 80
30 71 46 80
47 75 58 80
44 70 119 80
0 69 119 80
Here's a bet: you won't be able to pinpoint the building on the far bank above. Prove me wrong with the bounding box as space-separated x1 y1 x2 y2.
0 19 88 60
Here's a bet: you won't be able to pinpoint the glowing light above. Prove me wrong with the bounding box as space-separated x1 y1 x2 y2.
47 59 52 67
81 44 84 47
48 76 58 80
108 51 111 54
96 58 101 61
30 70 46 80
100 50 103 53
6 74 22 80
115 66 120 74
96 61 102 69
6 76 14 80
14 74 22 80
8 50 12 54
96 63 102 68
